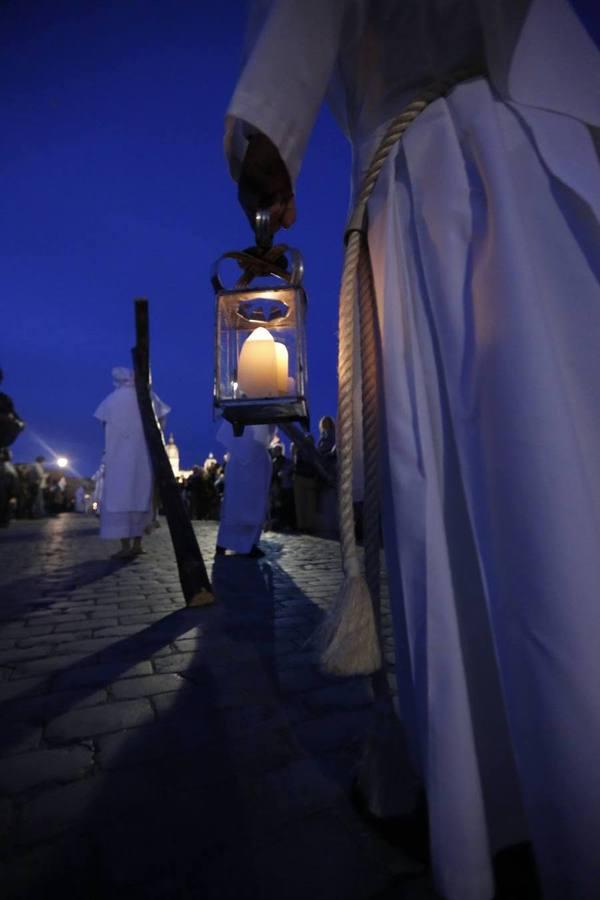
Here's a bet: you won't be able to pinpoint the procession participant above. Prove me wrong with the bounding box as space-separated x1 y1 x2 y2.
215 421 273 558
316 415 337 537
0 448 18 527
74 484 86 513
224 3 600 898
0 368 24 451
292 434 318 534
29 455 47 518
94 367 170 560
91 460 105 516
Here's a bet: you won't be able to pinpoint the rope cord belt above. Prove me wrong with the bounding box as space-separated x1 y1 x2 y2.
322 70 480 676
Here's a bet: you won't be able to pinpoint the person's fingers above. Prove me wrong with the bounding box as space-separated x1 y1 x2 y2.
263 196 296 233
268 199 285 226
280 196 296 229
268 199 286 232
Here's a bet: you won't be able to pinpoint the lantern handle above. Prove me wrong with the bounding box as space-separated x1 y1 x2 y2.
210 246 304 292
254 209 272 251
287 248 304 286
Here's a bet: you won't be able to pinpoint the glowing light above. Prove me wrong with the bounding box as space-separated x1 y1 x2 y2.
56 456 69 468
25 429 82 477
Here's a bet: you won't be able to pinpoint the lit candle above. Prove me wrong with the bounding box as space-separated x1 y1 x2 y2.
237 327 278 397
274 341 289 395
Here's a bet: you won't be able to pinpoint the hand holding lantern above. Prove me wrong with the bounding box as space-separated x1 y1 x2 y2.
237 132 296 237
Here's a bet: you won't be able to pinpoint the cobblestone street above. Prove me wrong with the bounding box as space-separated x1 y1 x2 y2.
0 515 435 900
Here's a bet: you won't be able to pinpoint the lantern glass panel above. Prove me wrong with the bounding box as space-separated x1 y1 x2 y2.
215 285 307 407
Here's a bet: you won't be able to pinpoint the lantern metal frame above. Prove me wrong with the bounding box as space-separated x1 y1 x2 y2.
211 247 309 436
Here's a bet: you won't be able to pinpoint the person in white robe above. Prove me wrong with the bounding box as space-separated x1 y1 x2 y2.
74 484 86 513
216 421 274 557
94 367 170 559
224 3 600 899
91 460 104 515
31 455 47 518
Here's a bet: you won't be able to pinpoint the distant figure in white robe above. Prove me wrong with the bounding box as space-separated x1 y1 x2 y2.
91 460 104 515
74 485 86 513
94 367 170 560
30 455 47 518
225 3 600 899
216 421 273 557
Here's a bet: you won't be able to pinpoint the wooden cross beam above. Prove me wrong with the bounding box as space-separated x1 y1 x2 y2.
131 298 214 607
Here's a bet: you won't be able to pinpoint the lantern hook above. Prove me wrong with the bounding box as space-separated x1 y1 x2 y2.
210 246 304 292
254 209 273 251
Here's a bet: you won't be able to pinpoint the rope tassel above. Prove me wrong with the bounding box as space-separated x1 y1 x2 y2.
320 572 382 675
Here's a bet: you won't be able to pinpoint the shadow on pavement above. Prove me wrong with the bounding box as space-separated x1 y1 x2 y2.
1 558 131 606
2 555 426 900
0 607 208 756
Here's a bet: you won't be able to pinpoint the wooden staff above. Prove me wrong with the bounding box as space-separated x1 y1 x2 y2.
131 298 214 607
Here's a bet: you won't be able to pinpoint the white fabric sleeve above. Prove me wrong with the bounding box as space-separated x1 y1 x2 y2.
93 396 110 423
151 392 171 421
225 0 348 185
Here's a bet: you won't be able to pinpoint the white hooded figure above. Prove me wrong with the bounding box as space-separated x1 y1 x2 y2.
91 460 105 513
226 4 600 900
216 420 274 556
74 485 86 513
94 367 170 556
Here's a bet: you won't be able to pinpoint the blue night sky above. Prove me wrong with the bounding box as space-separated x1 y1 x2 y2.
1 1 350 477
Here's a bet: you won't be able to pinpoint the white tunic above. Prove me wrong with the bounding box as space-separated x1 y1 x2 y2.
94 385 170 540
226 3 600 899
74 486 86 513
216 422 273 553
91 463 104 507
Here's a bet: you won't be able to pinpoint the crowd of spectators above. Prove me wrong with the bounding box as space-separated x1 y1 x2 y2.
0 454 86 526
267 416 337 536
0 369 84 527
181 459 224 521
176 415 338 538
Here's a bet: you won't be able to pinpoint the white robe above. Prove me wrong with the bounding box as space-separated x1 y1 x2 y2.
94 386 170 540
91 463 104 507
216 422 273 553
74 486 86 513
226 3 600 899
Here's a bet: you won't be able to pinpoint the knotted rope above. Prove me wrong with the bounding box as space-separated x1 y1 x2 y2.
321 73 475 675
223 244 292 288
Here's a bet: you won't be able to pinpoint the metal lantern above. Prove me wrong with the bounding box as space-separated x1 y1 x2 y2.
211 235 309 437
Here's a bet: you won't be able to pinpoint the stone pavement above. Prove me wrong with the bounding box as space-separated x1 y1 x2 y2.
0 515 437 900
